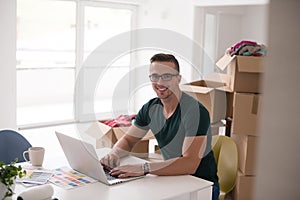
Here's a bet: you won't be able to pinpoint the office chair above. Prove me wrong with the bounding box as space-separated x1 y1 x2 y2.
212 135 238 200
0 129 32 164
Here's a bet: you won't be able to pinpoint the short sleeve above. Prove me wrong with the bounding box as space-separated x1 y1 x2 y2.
134 102 151 130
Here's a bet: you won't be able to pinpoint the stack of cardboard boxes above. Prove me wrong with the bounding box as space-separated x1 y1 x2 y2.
216 54 265 200
181 53 265 200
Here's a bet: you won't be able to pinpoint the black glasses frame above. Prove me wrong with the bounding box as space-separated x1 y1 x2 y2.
149 73 179 82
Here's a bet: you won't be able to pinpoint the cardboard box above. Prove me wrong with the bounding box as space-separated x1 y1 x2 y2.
216 54 265 93
231 134 258 175
204 72 230 84
233 171 256 200
113 126 154 158
85 122 117 148
204 72 234 119
231 93 262 136
180 80 227 123
85 122 154 158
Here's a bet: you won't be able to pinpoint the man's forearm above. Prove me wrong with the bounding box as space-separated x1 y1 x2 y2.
111 136 133 158
148 156 201 176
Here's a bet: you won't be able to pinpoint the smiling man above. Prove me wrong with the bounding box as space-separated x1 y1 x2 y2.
100 53 219 200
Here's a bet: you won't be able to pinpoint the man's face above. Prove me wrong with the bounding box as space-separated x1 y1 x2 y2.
149 61 181 100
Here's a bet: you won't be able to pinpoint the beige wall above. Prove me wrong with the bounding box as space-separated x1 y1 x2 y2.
254 0 300 199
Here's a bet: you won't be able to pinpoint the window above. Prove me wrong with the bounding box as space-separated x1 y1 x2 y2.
17 0 136 127
202 13 217 76
82 3 133 120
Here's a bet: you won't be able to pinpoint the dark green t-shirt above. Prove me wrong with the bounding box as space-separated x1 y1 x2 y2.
134 92 218 184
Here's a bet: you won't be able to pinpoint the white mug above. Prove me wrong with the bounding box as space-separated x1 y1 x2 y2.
23 147 45 166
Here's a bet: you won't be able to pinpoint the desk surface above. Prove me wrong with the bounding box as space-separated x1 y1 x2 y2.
15 174 212 200
13 133 213 200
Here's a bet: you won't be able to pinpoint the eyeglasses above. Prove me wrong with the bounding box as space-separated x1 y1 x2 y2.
149 73 179 82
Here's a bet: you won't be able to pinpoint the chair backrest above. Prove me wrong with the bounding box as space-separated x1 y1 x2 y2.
0 129 32 164
212 135 238 195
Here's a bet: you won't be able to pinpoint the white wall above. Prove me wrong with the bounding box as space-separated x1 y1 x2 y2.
136 0 195 37
0 0 269 127
0 0 17 130
254 0 300 199
241 5 268 44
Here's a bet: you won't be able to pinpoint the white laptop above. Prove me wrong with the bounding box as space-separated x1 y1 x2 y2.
55 131 145 185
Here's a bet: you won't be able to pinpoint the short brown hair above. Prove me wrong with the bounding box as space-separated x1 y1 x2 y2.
150 53 180 72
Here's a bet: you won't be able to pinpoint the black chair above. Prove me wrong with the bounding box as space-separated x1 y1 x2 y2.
0 129 32 164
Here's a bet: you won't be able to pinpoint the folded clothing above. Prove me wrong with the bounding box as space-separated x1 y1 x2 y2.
102 114 136 127
17 184 54 200
229 40 257 55
229 40 267 56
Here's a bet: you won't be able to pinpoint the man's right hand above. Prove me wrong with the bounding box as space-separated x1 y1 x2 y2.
100 152 120 169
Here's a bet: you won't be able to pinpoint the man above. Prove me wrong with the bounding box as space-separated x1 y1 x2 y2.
101 53 219 200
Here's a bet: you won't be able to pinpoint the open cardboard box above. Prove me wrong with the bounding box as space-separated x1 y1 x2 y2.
180 80 228 123
85 121 154 158
85 121 117 148
204 73 234 119
231 92 262 136
113 126 154 158
216 54 265 93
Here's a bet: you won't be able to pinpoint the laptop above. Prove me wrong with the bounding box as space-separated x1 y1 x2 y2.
55 131 145 185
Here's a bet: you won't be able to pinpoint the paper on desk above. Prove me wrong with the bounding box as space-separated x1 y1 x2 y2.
49 166 97 190
16 170 53 185
16 165 54 186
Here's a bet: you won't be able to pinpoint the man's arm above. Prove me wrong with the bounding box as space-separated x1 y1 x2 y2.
100 125 148 168
149 135 207 175
110 135 207 177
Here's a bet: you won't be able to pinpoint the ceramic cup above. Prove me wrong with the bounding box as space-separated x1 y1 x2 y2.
23 147 45 166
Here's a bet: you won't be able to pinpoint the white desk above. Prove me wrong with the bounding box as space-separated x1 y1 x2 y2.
13 137 212 200
14 174 212 200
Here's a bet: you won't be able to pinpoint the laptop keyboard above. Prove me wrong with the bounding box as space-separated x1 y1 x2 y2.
103 168 117 181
